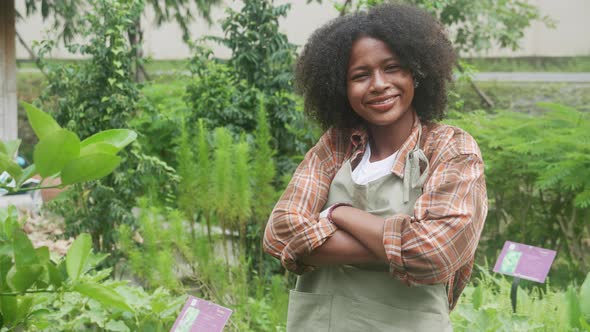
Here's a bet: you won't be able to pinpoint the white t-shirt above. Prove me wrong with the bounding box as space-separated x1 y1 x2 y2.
319 143 398 218
351 143 398 185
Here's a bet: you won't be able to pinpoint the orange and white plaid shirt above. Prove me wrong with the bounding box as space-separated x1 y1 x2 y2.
263 120 487 310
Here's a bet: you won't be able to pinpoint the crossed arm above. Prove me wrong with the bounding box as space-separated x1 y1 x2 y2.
300 207 387 266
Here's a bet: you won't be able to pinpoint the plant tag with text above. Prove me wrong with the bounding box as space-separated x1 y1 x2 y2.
170 296 232 332
493 241 557 283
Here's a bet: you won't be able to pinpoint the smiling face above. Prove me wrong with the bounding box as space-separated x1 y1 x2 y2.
346 37 415 130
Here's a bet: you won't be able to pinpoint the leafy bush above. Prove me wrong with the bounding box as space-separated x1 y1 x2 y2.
185 48 260 136
446 102 590 283
35 0 176 254
205 0 320 170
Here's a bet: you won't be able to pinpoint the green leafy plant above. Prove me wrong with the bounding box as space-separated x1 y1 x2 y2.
1 102 135 195
35 0 176 255
446 102 590 281
450 267 590 331
207 0 318 170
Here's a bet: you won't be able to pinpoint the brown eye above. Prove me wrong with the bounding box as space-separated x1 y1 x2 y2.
351 73 369 81
385 64 400 72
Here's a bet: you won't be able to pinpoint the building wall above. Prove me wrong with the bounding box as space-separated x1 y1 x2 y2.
15 0 590 60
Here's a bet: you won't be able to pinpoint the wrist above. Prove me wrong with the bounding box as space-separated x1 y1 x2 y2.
327 203 352 225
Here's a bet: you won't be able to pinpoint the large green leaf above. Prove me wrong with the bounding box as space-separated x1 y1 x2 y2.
66 234 92 281
47 261 63 288
566 285 582 329
0 255 12 291
13 230 39 269
80 142 119 157
61 154 121 185
21 102 61 140
34 129 80 177
0 206 19 240
35 247 50 266
73 283 134 312
16 164 37 188
6 264 42 292
0 154 22 180
80 129 137 150
0 140 21 158
15 296 33 324
0 296 17 326
581 272 590 320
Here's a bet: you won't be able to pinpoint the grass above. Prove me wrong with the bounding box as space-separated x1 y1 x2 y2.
452 80 590 113
464 56 590 72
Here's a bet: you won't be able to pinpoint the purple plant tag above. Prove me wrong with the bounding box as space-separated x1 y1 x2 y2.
493 241 557 283
170 296 232 332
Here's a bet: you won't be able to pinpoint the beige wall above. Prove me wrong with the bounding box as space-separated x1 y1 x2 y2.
15 0 590 60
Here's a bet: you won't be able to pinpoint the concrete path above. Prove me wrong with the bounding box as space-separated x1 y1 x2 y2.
473 72 590 83
16 67 590 82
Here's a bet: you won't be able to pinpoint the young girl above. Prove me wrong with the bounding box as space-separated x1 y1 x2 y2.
264 4 487 331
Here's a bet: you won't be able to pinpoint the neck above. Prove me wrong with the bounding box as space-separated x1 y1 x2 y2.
367 110 416 162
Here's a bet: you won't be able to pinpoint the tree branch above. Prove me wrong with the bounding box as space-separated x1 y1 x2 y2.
456 62 494 108
0 289 58 297
16 29 49 79
339 0 352 16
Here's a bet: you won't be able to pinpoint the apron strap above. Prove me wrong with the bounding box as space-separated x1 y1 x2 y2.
403 124 430 203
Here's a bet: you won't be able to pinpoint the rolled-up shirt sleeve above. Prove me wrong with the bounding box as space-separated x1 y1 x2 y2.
383 152 487 286
263 128 347 274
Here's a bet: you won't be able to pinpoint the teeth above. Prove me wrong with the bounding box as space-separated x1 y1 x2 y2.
371 96 396 105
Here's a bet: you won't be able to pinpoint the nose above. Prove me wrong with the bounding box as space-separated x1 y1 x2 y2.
370 70 391 93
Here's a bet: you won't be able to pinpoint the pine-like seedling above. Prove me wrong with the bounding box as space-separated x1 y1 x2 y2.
232 137 252 257
212 127 234 267
195 119 213 243
176 118 199 240
252 95 277 274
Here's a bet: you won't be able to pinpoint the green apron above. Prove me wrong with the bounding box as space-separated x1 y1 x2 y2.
287 129 452 332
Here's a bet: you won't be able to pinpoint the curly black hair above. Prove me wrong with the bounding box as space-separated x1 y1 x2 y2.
295 3 456 129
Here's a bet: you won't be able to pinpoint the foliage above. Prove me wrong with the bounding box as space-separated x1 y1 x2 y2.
335 0 552 54
22 0 222 43
118 201 183 292
251 97 281 276
450 267 590 331
36 0 176 254
208 0 319 169
130 80 189 167
185 47 260 136
116 202 290 332
1 102 135 196
446 103 590 278
0 211 182 331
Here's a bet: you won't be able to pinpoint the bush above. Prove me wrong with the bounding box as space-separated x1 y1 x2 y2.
446 102 590 285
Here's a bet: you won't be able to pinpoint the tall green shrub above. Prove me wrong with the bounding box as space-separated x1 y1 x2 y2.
232 138 252 256
252 97 279 275
446 103 590 280
212 0 317 170
212 128 235 265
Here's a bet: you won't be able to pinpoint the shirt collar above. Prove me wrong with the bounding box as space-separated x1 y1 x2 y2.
349 117 423 178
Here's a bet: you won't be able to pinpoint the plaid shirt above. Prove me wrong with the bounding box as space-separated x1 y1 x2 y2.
263 120 487 310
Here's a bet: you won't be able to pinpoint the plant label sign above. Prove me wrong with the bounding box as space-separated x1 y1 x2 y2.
493 241 557 283
170 296 232 332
